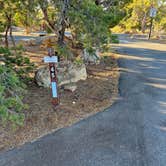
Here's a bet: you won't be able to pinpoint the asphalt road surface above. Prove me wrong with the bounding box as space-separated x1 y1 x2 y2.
0 35 166 166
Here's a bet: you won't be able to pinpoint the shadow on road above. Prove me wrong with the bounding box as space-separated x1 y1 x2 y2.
115 44 166 133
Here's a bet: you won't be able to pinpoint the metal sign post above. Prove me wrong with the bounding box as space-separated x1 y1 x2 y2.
44 47 59 106
148 7 157 40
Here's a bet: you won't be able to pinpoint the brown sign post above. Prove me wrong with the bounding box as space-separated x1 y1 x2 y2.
44 47 59 106
148 6 157 40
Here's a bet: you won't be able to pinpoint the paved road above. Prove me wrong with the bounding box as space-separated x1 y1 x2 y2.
0 35 166 166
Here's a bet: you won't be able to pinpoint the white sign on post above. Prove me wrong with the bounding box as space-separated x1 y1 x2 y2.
44 56 58 63
150 7 157 18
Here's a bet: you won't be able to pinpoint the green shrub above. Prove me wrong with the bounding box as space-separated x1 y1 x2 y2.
0 47 34 127
111 35 119 44
55 45 73 60
0 65 27 127
0 47 35 81
74 56 83 66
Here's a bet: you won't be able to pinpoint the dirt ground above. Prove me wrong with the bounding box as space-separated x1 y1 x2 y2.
0 43 119 152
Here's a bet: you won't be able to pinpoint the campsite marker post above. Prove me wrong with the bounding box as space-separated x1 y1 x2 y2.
44 47 59 106
148 6 157 40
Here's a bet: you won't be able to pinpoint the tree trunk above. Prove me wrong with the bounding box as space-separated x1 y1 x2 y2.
95 0 101 5
4 25 10 48
4 13 14 48
25 26 31 34
41 7 58 34
58 20 66 46
58 0 70 46
9 26 16 48
141 13 147 34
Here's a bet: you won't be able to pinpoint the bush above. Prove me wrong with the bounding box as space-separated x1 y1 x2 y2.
55 45 73 61
0 47 34 127
0 47 35 81
111 35 119 44
0 65 27 127
74 56 83 66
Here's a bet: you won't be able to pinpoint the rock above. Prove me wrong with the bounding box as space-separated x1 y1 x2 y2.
58 61 87 86
35 61 87 88
0 61 5 65
72 101 76 104
64 84 77 92
82 49 100 64
35 66 50 88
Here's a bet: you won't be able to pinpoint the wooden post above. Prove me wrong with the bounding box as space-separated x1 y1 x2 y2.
148 17 153 40
148 6 157 40
48 48 59 106
44 39 59 106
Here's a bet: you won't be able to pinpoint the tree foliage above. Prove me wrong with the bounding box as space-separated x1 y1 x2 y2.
0 64 26 127
14 1 38 33
68 0 111 51
0 47 34 126
112 0 166 33
0 47 35 79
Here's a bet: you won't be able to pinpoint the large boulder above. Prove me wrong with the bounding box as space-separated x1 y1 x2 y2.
35 61 87 88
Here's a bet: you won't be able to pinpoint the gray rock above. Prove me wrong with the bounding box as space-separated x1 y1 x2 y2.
35 66 50 88
64 84 77 92
35 61 87 88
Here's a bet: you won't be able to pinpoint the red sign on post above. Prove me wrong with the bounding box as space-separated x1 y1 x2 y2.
44 48 59 106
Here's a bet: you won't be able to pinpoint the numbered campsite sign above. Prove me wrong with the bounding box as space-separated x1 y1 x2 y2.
44 48 59 106
148 7 157 39
150 7 157 18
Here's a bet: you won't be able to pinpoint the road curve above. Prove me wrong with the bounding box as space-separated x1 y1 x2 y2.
0 35 166 166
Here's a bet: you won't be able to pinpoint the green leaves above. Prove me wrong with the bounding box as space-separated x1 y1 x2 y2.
68 0 113 53
0 65 26 126
0 47 35 80
55 44 73 60
113 0 166 33
0 47 34 127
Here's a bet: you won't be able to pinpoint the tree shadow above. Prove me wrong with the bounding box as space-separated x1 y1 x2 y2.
115 44 166 132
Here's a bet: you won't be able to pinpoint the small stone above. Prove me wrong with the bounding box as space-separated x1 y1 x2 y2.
64 84 77 92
